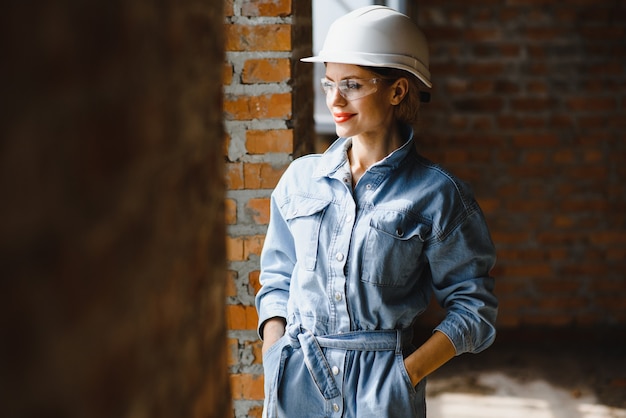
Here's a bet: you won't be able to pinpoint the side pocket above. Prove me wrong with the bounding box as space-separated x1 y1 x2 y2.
261 336 289 418
396 353 419 396
262 337 283 364
262 336 284 396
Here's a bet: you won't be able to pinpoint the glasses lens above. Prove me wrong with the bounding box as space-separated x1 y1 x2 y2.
321 79 334 95
320 78 380 100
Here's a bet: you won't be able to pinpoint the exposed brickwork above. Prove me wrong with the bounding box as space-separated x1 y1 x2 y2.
242 58 292 84
223 0 312 416
224 24 292 52
224 0 625 415
246 129 294 154
415 0 626 329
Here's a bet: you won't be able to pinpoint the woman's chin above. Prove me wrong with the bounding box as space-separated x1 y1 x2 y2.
335 125 352 138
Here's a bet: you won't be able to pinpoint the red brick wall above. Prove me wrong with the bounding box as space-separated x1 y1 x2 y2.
223 0 625 415
223 0 313 416
414 0 626 328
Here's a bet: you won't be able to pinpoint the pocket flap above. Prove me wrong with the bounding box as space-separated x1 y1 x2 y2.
369 211 430 241
283 195 332 221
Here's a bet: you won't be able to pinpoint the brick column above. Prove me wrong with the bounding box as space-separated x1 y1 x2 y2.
223 1 313 416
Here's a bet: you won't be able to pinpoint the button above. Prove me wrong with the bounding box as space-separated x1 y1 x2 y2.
335 252 344 261
396 228 404 237
345 215 352 223
333 403 340 412
343 177 350 183
365 184 372 190
332 366 340 375
334 292 342 301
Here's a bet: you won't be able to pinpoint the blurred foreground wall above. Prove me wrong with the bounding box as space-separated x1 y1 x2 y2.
0 1 229 417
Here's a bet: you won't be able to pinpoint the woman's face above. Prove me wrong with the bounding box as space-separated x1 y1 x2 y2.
323 63 397 140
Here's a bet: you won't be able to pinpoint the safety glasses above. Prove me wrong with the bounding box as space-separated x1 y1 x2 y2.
320 77 384 101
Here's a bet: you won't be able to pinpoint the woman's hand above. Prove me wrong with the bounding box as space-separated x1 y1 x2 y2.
261 317 286 356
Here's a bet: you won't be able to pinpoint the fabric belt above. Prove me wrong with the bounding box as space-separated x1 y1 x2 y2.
264 324 413 418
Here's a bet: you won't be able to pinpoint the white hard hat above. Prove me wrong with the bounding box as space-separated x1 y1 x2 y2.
302 6 431 88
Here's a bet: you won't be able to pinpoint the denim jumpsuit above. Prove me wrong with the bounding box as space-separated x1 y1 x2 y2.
256 126 498 418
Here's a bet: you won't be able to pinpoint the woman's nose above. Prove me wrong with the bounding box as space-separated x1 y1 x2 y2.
326 87 346 107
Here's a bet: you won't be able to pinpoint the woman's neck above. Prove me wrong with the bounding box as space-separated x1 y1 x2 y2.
348 124 403 186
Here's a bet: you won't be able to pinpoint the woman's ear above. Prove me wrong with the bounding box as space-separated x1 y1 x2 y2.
390 77 409 105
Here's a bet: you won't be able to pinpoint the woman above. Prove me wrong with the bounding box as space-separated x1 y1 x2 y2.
255 6 498 418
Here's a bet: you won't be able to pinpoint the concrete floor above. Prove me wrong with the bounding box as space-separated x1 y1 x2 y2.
423 329 626 418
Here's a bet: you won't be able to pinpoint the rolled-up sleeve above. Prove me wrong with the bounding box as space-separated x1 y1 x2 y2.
426 206 498 355
255 189 294 339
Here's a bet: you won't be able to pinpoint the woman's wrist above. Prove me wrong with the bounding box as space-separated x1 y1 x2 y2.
404 331 456 386
261 316 286 344
261 318 285 355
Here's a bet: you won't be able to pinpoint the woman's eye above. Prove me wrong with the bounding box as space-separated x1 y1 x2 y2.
321 81 334 90
344 80 361 90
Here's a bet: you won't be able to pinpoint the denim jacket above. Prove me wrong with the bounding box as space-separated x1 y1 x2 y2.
256 126 497 417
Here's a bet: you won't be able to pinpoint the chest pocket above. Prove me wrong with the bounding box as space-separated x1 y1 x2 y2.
361 211 430 287
283 195 331 271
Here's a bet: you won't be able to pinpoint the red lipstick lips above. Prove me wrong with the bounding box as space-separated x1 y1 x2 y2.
333 113 354 123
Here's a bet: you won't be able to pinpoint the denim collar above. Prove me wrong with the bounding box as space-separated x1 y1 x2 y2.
313 124 415 179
